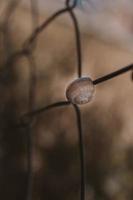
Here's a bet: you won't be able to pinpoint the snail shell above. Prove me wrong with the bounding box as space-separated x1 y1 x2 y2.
66 77 95 105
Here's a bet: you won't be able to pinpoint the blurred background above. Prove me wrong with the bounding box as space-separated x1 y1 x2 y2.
0 0 133 200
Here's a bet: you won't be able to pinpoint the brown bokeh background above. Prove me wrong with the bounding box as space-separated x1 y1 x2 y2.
0 1 133 200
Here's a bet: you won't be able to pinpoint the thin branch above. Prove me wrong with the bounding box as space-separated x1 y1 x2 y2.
30 0 39 30
3 1 77 67
93 63 133 85
23 1 77 50
26 54 37 200
66 0 82 78
20 101 71 125
72 104 85 200
29 0 39 50
3 0 22 57
26 123 33 200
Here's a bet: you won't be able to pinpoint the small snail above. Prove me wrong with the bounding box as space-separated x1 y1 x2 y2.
66 77 95 105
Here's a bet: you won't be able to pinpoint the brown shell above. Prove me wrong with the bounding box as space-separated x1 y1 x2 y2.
66 77 95 105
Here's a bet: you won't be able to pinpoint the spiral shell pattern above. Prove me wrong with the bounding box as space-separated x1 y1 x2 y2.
66 77 95 105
